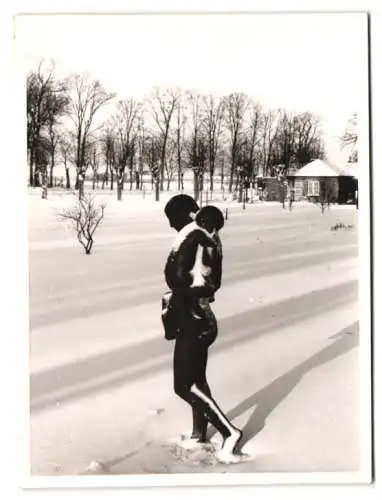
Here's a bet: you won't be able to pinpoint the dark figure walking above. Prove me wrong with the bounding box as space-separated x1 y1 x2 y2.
161 194 242 462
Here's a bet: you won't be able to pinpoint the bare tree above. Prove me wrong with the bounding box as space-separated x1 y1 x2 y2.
259 109 278 177
203 94 224 192
127 138 137 191
319 178 337 214
164 136 178 190
101 127 115 190
243 101 262 197
45 82 70 188
277 177 288 209
87 140 102 190
185 91 208 201
223 92 249 192
150 88 179 194
35 136 50 198
271 110 297 173
136 114 146 190
68 73 115 199
143 132 162 200
341 113 358 163
341 113 358 149
58 195 106 254
112 98 140 200
46 120 60 188
58 134 73 189
291 112 325 168
174 95 188 191
27 60 69 187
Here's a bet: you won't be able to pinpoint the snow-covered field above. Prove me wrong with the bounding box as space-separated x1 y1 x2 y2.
27 190 366 481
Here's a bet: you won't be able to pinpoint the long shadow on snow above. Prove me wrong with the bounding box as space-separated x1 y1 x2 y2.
29 248 356 329
30 280 357 412
207 322 359 448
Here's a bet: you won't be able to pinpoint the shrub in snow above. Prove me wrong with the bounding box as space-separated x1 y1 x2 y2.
330 222 354 231
58 195 106 254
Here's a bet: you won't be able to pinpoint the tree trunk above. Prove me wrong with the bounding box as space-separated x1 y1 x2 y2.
155 179 160 201
238 184 243 203
29 151 34 187
160 148 166 192
117 181 123 201
41 169 48 199
229 161 234 193
65 165 71 189
105 162 109 187
78 179 84 200
75 170 79 190
234 172 240 194
193 171 200 202
129 168 133 191
135 171 140 190
92 174 96 190
110 169 114 190
49 160 54 188
167 176 171 191
101 162 108 190
85 238 93 255
210 169 214 192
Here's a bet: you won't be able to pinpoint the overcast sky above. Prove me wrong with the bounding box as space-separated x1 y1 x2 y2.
14 12 368 165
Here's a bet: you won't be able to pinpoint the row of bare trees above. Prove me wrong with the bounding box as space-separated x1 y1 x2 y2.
27 60 328 201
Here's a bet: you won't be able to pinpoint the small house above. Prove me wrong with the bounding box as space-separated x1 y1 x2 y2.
291 159 357 204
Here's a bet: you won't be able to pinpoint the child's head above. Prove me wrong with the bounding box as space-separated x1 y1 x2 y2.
195 205 224 233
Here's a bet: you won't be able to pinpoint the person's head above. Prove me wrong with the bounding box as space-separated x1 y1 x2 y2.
164 194 199 231
195 205 225 234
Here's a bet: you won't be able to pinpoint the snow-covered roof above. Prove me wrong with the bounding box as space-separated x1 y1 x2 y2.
294 159 358 178
294 159 341 177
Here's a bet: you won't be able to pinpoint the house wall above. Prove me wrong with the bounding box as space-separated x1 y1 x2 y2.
292 176 339 202
338 176 357 204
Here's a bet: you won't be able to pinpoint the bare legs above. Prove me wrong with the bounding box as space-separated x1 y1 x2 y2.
173 334 242 456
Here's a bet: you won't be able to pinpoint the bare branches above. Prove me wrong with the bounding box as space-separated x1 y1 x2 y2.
58 195 106 254
319 179 337 214
27 59 331 198
150 88 180 193
222 92 250 191
68 73 116 199
340 113 358 152
27 59 70 187
202 94 224 191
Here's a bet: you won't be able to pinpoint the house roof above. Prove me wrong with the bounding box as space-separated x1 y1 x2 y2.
294 159 341 177
294 159 358 178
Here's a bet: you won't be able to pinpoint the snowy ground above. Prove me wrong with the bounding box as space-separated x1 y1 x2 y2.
27 191 364 480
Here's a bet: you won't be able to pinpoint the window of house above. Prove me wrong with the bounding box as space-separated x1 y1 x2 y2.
308 179 320 196
295 181 303 197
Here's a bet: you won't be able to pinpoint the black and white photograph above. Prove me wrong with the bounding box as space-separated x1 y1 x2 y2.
14 9 372 487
